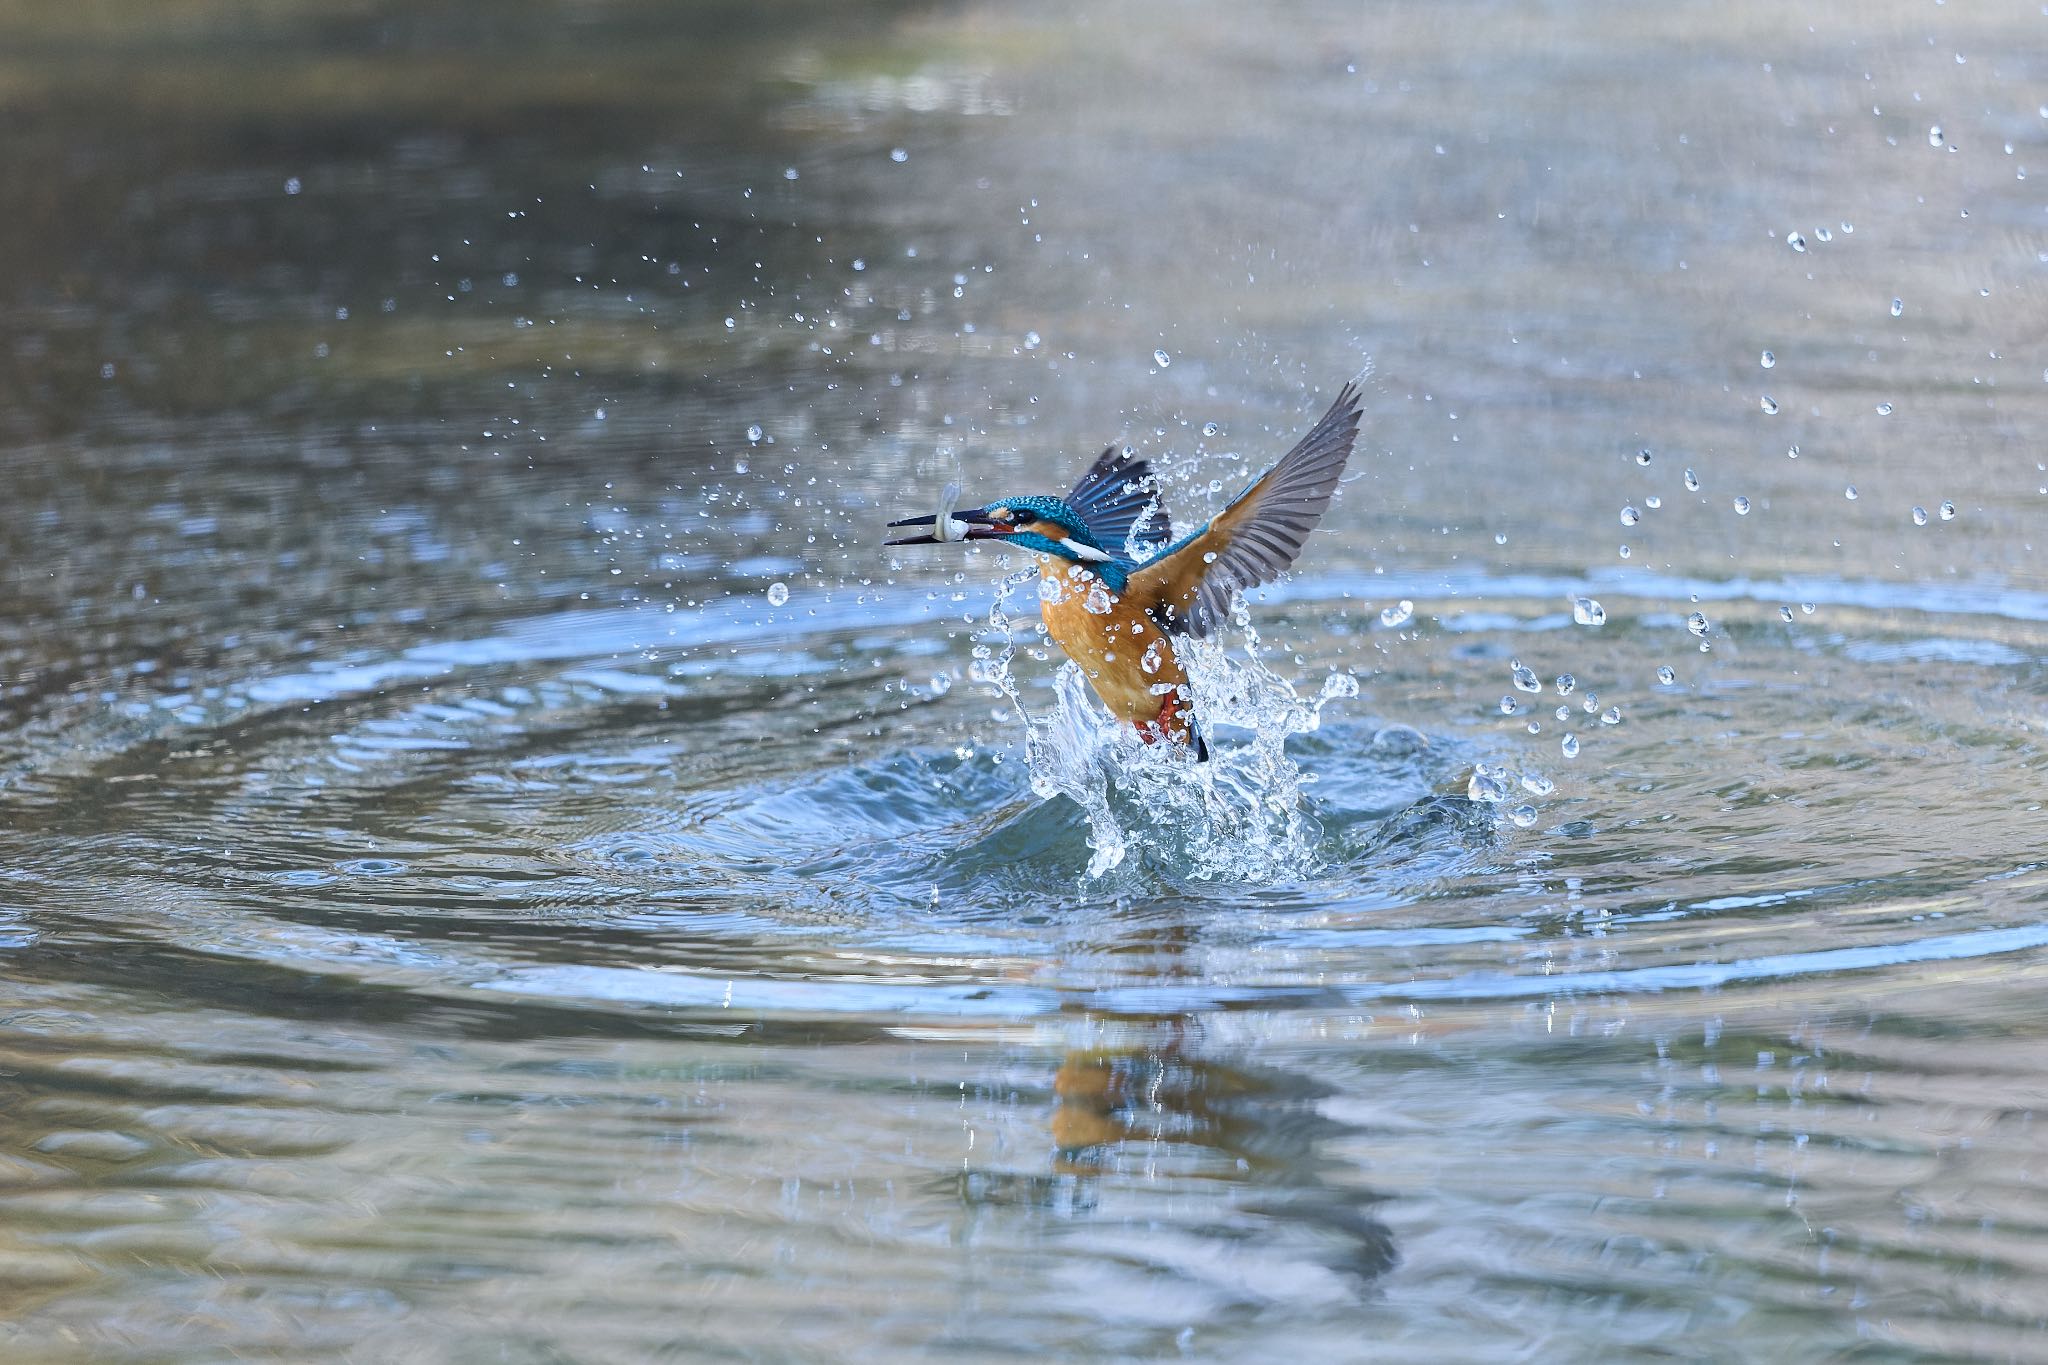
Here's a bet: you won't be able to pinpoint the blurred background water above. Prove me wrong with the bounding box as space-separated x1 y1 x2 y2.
2 0 2046 1358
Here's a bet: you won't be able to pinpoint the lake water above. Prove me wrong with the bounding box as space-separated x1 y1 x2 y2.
2 0 2046 1358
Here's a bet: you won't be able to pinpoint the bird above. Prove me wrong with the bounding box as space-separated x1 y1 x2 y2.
887 381 1364 761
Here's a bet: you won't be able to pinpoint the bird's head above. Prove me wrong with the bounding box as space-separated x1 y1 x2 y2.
888 492 1118 568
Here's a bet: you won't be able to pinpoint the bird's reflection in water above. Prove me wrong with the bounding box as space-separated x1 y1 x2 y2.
957 1016 1397 1294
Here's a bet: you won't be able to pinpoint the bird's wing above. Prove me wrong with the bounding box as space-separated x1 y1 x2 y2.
1127 382 1363 638
1066 444 1173 557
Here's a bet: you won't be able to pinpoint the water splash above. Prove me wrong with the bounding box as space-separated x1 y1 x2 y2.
977 572 1347 881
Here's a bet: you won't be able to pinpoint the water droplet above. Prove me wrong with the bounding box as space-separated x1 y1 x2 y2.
1786 231 1807 252
1911 505 1929 526
1929 125 1945 147
1816 227 1833 243
1555 673 1576 695
1495 532 1508 545
724 317 736 330
766 582 790 607
1940 500 1956 520
1635 448 1653 466
284 176 302 195
1509 804 1539 828
1520 773 1555 796
889 147 909 163
1499 695 1519 715
1580 691 1599 715
1761 350 1776 369
1891 297 1904 317
1733 496 1751 515
1779 605 1794 622
746 423 764 442
1201 421 1221 437
1686 611 1709 637
1876 402 1894 416
1760 395 1779 415
1555 705 1571 721
929 672 953 696
1645 494 1662 509
1526 721 1542 734
1561 733 1580 758
1600 706 1621 726
1800 602 1815 615
1656 665 1676 686
1618 544 1631 559
1467 764 1512 803
1152 348 1172 368
1684 468 1700 492
1620 505 1640 527
1380 600 1415 628
1572 597 1606 626
1510 662 1542 693
1787 443 1800 459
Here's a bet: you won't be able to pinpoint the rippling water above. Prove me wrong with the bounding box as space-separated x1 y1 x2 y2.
3 0 2047 1358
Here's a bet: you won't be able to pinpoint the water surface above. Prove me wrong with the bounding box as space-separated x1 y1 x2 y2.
3 0 2047 1358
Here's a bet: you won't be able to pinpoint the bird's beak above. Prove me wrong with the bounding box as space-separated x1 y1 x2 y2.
885 505 1007 546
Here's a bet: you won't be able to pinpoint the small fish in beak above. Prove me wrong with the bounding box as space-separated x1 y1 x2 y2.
887 481 1005 545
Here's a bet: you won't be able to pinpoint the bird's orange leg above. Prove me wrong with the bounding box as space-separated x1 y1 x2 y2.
1139 689 1195 747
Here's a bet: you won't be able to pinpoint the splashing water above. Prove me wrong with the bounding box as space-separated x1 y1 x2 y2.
978 572 1346 881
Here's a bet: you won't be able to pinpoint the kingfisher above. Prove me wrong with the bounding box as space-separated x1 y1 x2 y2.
888 381 1363 761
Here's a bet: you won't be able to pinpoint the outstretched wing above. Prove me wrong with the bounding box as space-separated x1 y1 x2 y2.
1067 444 1172 557
1127 382 1363 637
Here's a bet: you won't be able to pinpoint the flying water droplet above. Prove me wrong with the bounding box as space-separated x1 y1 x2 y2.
1635 448 1653 466
1152 348 1172 368
1761 350 1776 369
1684 468 1700 492
1929 125 1944 147
1645 494 1662 509
1498 695 1518 715
1876 402 1894 416
766 582 790 607
1801 602 1815 615
1380 600 1415 628
1509 804 1539 828
746 423 764 442
1554 673 1576 695
1786 444 1799 459
1510 661 1541 693
1201 421 1220 437
1520 772 1555 796
1940 500 1956 520
1891 297 1904 317
1467 764 1512 803
1572 597 1606 626
1656 665 1676 686
1600 706 1621 726
1786 231 1807 252
1733 496 1751 515
1561 733 1580 758
1686 612 1709 637
929 672 953 696
1911 505 1929 526
889 147 909 163
1760 395 1779 415
1845 484 1859 500
1620 505 1641 527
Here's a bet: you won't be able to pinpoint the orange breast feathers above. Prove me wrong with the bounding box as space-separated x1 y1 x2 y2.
1035 561 1192 739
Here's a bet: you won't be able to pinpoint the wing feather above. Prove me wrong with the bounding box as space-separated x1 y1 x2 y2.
1128 382 1363 637
1066 444 1172 557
